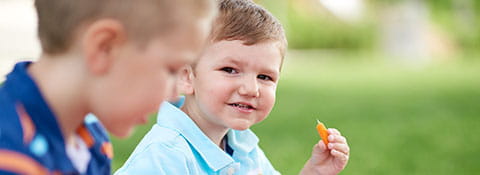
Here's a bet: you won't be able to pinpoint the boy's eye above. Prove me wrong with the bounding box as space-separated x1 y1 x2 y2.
258 74 273 81
220 67 238 74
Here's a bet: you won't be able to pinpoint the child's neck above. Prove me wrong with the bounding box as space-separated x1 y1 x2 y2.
181 100 229 148
28 54 90 142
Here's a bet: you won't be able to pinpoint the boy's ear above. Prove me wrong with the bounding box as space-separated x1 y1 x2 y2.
177 66 195 95
82 19 126 75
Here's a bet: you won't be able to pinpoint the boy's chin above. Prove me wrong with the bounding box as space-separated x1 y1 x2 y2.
229 123 252 131
109 127 135 138
227 118 258 131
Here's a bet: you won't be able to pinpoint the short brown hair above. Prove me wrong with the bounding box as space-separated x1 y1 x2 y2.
35 0 214 55
211 0 287 57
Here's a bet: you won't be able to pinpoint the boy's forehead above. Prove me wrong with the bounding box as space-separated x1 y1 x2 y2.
200 40 283 72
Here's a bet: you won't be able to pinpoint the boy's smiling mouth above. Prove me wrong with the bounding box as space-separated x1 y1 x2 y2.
227 102 256 112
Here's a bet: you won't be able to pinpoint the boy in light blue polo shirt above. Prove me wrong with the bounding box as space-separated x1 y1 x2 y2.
0 0 215 174
115 0 350 174
117 99 276 174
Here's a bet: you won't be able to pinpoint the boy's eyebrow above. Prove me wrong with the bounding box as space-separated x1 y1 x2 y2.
220 56 280 76
262 68 280 76
218 56 244 66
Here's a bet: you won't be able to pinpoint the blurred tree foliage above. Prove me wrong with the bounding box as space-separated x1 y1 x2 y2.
427 0 480 52
375 0 480 52
259 0 376 50
257 0 479 52
285 1 376 50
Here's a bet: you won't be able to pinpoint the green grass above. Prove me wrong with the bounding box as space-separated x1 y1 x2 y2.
112 51 480 174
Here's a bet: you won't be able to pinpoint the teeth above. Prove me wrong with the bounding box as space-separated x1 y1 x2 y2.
231 103 251 109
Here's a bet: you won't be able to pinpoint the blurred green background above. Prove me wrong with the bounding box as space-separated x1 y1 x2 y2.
112 0 480 174
0 0 478 174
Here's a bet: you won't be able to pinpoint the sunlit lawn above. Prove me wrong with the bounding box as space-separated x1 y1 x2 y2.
112 51 480 174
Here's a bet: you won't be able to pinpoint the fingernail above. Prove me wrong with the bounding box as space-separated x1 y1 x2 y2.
331 149 336 154
328 143 333 149
328 135 334 141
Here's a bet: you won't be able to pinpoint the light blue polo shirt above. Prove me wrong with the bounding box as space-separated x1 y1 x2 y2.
115 101 280 175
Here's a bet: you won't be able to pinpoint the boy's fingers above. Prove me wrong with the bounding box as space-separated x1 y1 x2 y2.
328 134 347 144
312 141 330 162
327 128 341 136
331 149 349 162
315 141 328 153
328 143 350 155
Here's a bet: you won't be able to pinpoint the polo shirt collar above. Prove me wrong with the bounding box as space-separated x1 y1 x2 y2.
226 128 259 154
157 102 241 171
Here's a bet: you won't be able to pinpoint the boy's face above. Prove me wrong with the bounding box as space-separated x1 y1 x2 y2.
92 19 211 137
189 40 282 131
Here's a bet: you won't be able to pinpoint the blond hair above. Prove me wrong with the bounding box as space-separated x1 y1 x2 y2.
35 0 215 54
211 0 287 57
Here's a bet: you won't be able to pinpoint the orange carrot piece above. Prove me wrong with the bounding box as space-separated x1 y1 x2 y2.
316 120 329 146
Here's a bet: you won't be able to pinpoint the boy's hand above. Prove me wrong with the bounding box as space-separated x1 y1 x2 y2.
300 128 349 175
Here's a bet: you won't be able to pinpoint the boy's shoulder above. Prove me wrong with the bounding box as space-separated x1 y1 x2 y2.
0 82 32 150
115 124 194 175
133 124 191 153
0 71 112 174
0 114 113 174
0 62 49 158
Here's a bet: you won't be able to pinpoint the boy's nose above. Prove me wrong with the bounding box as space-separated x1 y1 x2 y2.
238 76 259 98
